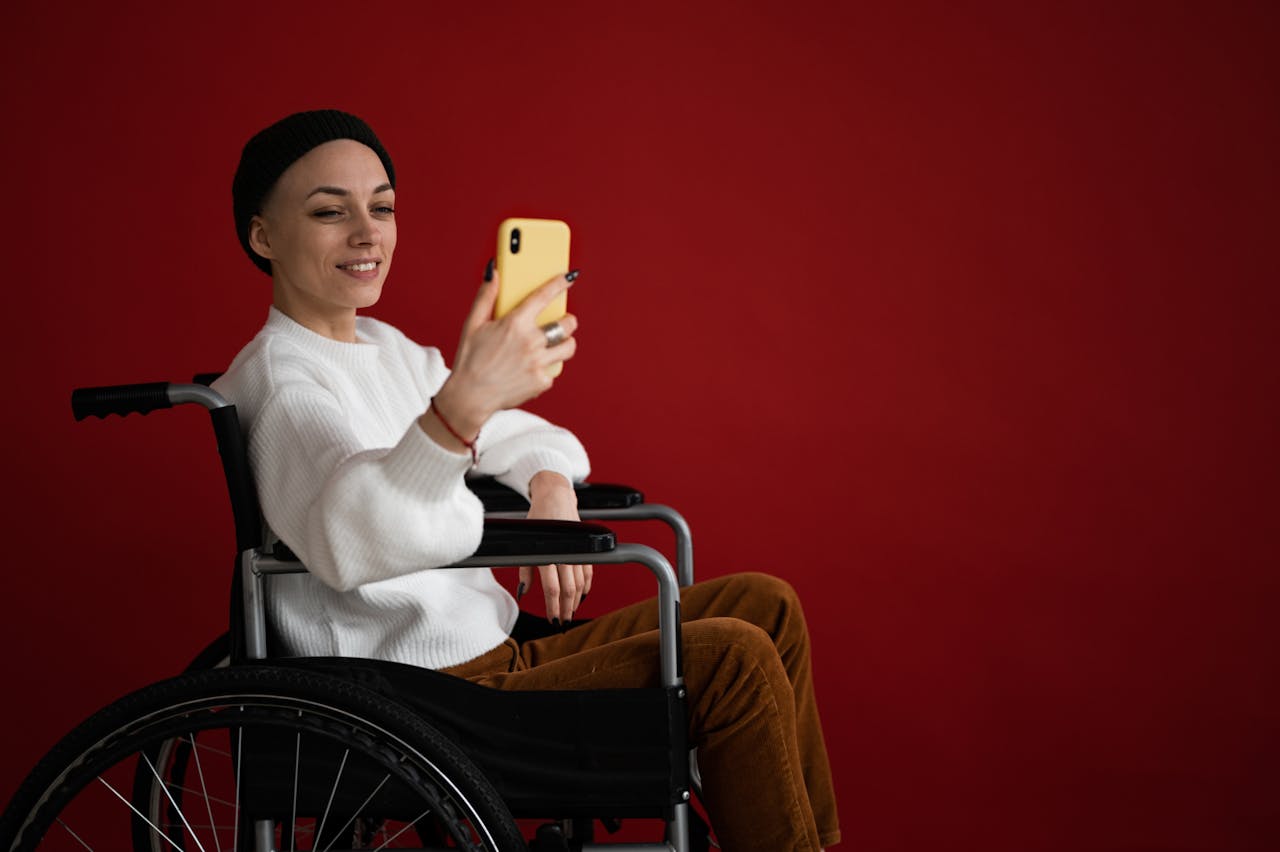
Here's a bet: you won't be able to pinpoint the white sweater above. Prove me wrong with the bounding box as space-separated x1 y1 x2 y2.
212 307 591 669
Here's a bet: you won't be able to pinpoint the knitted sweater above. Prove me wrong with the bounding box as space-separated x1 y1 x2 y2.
212 307 591 669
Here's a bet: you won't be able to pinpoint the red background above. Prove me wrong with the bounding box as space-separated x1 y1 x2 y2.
2 1 1277 849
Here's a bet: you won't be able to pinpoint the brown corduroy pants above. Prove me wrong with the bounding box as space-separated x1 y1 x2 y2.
441 572 840 851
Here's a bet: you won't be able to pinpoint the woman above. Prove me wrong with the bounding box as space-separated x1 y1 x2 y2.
216 109 839 851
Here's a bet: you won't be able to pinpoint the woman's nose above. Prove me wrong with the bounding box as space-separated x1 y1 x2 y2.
349 212 382 246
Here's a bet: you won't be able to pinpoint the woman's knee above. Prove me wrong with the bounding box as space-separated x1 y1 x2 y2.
685 617 788 679
683 618 794 724
733 571 800 606
724 572 807 633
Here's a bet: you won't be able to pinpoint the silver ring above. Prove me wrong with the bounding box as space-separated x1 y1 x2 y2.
541 321 568 348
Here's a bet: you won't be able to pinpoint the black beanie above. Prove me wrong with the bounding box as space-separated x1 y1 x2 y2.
232 109 396 275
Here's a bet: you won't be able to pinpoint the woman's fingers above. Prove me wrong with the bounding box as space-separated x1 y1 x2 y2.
538 563 588 623
462 263 501 339
571 565 585 616
558 564 578 623
538 564 560 621
544 312 578 341
517 564 532 605
512 272 575 324
539 335 578 371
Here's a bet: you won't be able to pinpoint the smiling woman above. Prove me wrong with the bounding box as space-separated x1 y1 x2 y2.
210 109 840 851
248 142 397 338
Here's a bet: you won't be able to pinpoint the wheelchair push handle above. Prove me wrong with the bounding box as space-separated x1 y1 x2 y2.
71 381 230 420
72 382 171 420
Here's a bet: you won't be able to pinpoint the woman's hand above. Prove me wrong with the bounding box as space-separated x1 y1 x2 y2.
519 471 592 624
424 264 578 447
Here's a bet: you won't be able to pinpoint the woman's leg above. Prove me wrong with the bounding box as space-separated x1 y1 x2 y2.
522 572 839 846
443 572 840 849
681 573 841 848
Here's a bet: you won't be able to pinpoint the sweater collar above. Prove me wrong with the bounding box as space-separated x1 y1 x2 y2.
265 306 380 365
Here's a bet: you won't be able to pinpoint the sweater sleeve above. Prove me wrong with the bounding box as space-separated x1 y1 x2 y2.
410 343 591 501
474 407 592 501
249 383 484 592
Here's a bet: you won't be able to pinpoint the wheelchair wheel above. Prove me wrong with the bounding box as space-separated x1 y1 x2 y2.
1 666 525 852
116 632 232 851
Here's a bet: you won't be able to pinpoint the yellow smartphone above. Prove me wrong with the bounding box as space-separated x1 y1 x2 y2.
495 218 571 377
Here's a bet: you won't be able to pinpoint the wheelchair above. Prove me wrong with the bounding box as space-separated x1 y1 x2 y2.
0 378 709 852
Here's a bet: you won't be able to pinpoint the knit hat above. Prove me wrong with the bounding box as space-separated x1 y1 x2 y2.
232 109 396 275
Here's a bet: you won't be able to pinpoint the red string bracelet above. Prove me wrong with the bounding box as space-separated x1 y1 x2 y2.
429 396 479 466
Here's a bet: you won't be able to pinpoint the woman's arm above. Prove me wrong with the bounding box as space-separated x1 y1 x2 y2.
523 469 590 623
250 384 483 592
419 267 578 455
417 266 592 619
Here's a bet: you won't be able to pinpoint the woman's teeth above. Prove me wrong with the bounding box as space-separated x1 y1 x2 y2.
343 262 377 272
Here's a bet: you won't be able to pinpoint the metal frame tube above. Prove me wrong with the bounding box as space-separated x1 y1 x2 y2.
247 543 684 687
167 382 230 410
242 549 270 661
489 503 694 587
453 543 683 687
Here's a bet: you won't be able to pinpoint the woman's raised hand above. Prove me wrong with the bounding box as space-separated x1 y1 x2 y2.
426 263 578 442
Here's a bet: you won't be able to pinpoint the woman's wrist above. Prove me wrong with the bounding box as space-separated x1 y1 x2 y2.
529 470 574 501
418 380 489 456
430 379 490 437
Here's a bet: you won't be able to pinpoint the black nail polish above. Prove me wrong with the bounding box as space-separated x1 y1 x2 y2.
516 582 526 601
552 617 561 628
484 258 495 282
565 269 580 283
580 592 588 603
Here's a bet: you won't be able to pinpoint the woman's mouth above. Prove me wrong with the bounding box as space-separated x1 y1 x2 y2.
338 261 379 272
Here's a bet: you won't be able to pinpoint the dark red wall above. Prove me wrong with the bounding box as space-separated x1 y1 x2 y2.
3 2 1277 848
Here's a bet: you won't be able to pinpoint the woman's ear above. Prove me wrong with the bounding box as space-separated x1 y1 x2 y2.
248 215 275 262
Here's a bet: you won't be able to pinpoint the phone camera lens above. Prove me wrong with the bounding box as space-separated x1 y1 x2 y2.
510 228 521 254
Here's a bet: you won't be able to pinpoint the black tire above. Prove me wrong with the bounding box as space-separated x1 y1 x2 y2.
0 666 526 851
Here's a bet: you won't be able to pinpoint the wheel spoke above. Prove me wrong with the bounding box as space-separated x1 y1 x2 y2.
290 730 301 852
164 784 237 810
178 735 232 759
372 810 431 850
189 731 223 852
318 774 391 852
97 775 185 852
314 748 350 851
144 751 209 852
56 818 95 851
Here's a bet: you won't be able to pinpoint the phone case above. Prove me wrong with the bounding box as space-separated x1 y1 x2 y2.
495 218 571 377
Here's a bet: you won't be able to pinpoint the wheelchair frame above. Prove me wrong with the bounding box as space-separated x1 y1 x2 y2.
0 380 706 852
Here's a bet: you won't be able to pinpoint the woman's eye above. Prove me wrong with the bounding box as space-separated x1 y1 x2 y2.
312 209 343 219
375 205 395 215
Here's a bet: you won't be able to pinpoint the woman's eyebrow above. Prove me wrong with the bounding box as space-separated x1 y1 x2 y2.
305 183 393 199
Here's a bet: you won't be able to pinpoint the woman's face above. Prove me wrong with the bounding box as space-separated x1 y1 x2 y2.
250 139 397 326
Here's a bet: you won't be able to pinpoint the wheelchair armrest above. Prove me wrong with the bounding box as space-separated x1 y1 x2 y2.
268 518 616 563
466 476 644 511
475 518 616 556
